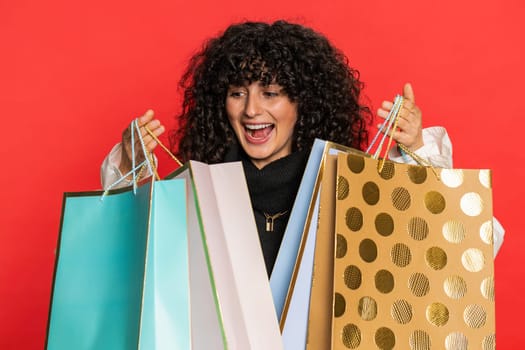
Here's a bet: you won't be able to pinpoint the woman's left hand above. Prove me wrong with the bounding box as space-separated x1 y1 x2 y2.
377 83 424 151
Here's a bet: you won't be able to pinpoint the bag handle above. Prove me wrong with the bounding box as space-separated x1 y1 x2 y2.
365 95 441 180
366 95 404 172
102 118 183 198
397 143 441 181
143 124 183 167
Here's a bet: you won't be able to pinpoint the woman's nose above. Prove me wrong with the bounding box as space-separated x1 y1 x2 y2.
244 94 263 117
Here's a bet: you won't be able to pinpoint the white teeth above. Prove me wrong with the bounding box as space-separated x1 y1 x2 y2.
245 123 272 130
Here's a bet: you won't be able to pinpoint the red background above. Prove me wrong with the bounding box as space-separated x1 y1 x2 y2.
1 0 523 348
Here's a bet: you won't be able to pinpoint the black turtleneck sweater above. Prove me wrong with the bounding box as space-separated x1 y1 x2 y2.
224 145 310 276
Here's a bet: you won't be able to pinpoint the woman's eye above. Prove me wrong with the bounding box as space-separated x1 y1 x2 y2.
229 91 245 98
263 91 279 97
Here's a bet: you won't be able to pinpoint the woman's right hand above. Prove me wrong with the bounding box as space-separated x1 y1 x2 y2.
377 83 424 152
119 109 166 175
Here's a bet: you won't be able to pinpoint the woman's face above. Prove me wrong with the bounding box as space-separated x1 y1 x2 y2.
226 82 298 169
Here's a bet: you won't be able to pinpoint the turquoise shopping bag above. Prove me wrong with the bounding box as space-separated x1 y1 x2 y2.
46 178 189 350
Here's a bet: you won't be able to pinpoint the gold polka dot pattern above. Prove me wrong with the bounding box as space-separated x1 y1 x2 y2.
391 299 412 324
426 302 449 326
409 273 430 297
336 234 347 259
375 327 395 350
332 153 494 349
408 217 429 241
358 296 377 321
391 243 411 267
334 292 346 317
445 332 468 350
346 153 365 174
480 277 495 301
462 248 485 272
479 221 493 245
375 212 394 237
442 220 466 243
379 160 395 180
337 176 350 200
359 239 377 263
425 191 446 214
482 334 495 350
425 247 447 270
342 324 361 348
345 207 363 232
460 192 484 216
391 187 411 211
409 330 431 350
407 165 427 184
444 275 468 299
344 265 362 290
479 170 491 189
375 270 395 294
464 304 487 328
362 181 380 205
440 169 464 188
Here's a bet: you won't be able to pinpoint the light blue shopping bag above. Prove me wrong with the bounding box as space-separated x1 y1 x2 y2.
46 178 190 350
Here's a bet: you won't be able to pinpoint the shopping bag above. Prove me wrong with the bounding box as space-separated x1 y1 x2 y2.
270 139 329 324
305 153 338 350
46 177 191 350
332 151 495 349
280 95 495 349
48 118 283 349
277 140 358 349
171 161 283 350
277 96 409 344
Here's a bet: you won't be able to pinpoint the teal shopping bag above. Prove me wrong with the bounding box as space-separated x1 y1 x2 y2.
46 178 190 350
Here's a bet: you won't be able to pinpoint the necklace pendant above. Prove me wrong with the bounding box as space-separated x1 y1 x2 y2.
263 211 288 232
266 218 274 232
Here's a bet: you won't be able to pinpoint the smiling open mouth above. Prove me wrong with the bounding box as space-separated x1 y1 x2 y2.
244 123 274 139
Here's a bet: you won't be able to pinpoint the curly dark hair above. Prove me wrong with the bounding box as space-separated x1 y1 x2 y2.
172 20 372 163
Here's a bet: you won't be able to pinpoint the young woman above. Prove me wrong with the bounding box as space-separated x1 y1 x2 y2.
101 20 458 274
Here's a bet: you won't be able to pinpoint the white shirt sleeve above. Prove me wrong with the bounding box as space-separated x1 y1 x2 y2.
100 143 128 190
388 126 453 168
387 126 504 257
493 217 505 257
100 143 155 190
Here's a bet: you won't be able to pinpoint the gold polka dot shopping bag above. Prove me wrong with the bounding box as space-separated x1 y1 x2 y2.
332 152 495 350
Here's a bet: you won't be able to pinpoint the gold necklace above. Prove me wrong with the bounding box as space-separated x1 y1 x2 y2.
263 211 288 232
